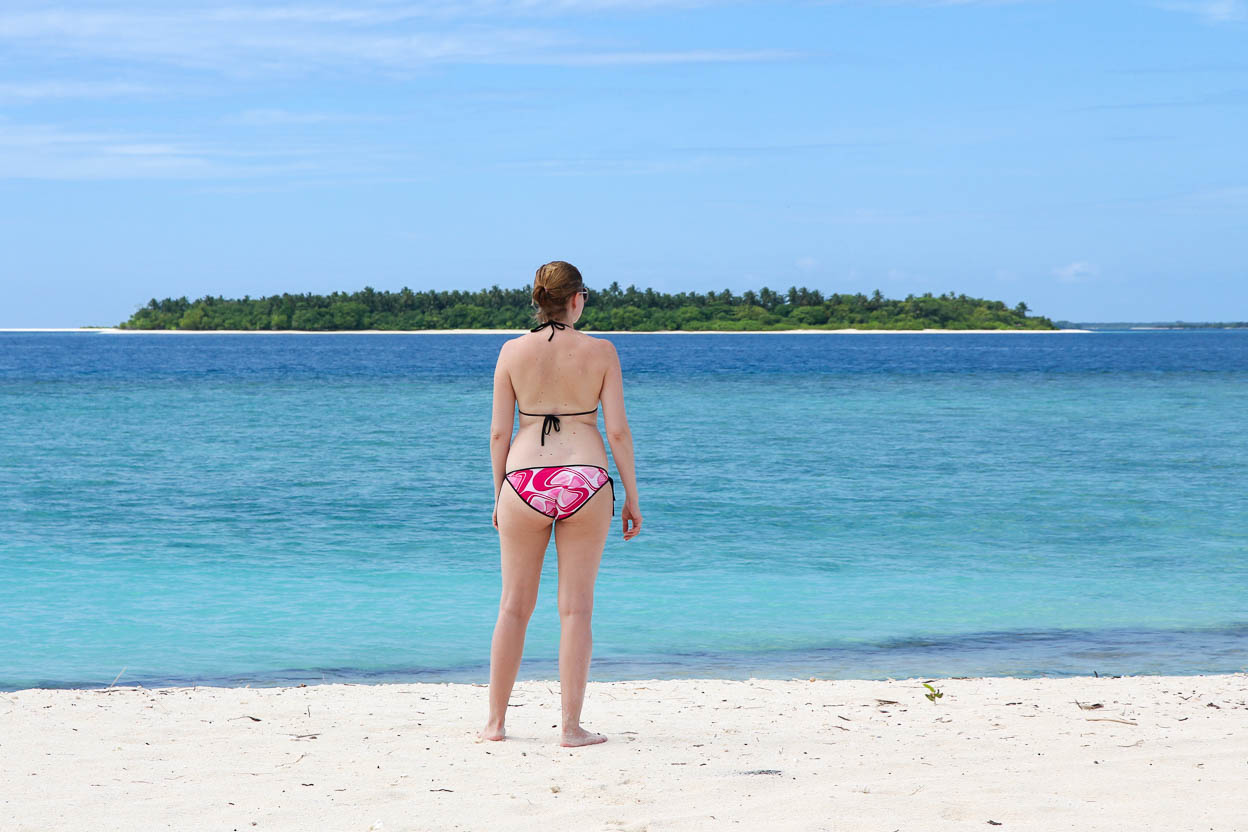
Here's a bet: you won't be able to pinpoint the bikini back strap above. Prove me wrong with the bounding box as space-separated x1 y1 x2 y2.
517 407 599 446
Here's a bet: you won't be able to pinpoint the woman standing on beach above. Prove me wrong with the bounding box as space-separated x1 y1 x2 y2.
479 261 643 748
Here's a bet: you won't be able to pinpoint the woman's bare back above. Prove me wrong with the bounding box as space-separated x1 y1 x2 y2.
501 328 612 470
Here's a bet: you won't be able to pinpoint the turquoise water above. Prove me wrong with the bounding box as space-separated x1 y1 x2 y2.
1 331 1245 689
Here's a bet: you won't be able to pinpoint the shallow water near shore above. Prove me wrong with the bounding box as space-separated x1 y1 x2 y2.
1 330 1246 689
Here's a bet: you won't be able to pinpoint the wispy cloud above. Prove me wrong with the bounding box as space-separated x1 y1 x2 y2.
1052 261 1099 284
0 4 794 78
1154 1 1248 22
0 80 154 100
1071 88 1248 112
0 124 216 179
509 48 798 66
815 0 1028 6
0 118 333 180
223 108 391 126
672 138 892 154
190 174 434 195
0 113 744 181
497 155 714 175
1165 185 1248 210
197 1 726 21
1111 63 1248 74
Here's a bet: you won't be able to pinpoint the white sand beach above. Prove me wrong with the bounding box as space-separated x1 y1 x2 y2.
3 673 1243 831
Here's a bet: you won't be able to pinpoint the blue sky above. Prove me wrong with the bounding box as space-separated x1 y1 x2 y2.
1 1 1245 326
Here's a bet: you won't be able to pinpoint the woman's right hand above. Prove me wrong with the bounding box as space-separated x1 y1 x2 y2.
621 499 642 541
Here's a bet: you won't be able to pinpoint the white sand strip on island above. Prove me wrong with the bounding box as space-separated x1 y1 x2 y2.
3 674 1243 831
3 327 1094 334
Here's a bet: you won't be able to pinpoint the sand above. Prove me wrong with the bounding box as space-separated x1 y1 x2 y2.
2 673 1244 831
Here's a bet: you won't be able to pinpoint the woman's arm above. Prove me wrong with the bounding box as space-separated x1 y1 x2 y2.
490 343 516 524
600 340 642 540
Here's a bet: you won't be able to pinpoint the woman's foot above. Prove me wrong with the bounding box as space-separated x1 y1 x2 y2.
560 726 607 747
478 721 506 742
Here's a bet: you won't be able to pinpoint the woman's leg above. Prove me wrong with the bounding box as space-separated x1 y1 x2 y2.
552 487 612 747
480 484 553 741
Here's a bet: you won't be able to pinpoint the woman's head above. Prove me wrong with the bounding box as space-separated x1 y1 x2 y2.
531 261 587 324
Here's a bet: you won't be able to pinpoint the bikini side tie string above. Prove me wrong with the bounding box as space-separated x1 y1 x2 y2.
531 320 568 341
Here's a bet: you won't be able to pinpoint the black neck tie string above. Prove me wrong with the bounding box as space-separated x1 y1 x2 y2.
531 320 568 341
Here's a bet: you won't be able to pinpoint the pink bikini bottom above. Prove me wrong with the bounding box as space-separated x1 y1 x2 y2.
504 465 615 521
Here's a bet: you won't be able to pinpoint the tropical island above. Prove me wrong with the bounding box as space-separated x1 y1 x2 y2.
118 284 1056 331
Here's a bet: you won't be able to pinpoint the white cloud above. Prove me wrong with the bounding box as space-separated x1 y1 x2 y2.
0 112 735 181
795 256 818 271
1154 1 1248 22
0 118 323 180
1183 185 1248 206
224 108 389 126
815 0 1028 6
0 4 793 77
0 80 154 99
512 48 797 66
104 143 192 156
497 155 710 175
1146 185 1248 214
1052 261 1099 283
200 1 723 21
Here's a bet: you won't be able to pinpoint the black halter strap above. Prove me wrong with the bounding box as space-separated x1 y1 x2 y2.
531 320 568 341
517 407 599 446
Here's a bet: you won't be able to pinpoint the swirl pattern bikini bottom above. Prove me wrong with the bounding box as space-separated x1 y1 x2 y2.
504 465 615 520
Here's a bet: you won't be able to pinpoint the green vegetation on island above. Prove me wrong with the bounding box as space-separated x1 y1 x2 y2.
119 284 1056 331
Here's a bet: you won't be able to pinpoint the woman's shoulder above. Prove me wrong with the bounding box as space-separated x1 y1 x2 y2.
583 332 618 355
575 330 613 345
501 328 615 356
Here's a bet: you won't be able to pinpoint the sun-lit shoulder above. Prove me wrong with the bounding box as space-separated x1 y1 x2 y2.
495 336 521 368
595 336 619 361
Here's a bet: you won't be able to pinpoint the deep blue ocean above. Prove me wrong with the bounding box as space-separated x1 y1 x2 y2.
1 331 1245 690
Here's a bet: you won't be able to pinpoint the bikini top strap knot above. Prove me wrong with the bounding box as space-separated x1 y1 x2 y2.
530 320 568 341
517 406 598 446
538 414 560 445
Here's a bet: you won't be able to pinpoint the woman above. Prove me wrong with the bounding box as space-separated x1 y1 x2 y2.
479 261 642 748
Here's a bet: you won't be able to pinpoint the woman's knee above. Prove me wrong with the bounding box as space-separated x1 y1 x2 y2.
499 595 537 622
557 595 594 619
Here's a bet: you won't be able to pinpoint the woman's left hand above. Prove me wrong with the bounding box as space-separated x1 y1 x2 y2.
492 504 499 531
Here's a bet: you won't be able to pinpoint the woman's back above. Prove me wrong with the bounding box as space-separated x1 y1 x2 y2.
503 327 612 470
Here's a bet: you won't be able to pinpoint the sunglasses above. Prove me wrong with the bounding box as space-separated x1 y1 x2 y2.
577 288 590 302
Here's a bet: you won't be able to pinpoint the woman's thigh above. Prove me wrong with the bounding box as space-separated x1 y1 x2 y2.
496 482 554 613
553 485 612 615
